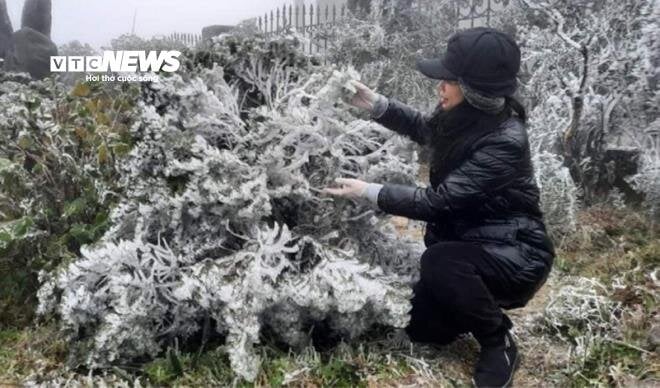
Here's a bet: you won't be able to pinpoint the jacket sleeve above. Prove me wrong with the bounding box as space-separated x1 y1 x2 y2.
373 98 434 146
376 133 523 222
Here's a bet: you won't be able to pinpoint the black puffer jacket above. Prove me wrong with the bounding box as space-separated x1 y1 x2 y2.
374 99 555 308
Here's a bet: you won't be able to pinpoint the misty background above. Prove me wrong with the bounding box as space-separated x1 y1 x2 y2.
5 0 306 48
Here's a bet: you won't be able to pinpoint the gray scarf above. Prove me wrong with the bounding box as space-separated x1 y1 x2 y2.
459 79 506 115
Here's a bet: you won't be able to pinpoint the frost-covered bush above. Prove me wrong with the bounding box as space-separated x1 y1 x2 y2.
38 35 424 381
532 151 579 238
0 73 137 254
107 34 189 52
58 40 98 56
524 93 581 237
543 276 622 339
627 119 660 222
538 275 655 379
0 71 139 326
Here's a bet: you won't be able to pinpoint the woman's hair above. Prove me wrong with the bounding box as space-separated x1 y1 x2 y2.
426 96 526 185
505 96 527 123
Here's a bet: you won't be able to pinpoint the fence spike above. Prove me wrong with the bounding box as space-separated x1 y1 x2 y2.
257 0 501 61
282 4 286 28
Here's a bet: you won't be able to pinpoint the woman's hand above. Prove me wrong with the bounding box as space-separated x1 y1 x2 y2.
322 177 369 198
348 80 378 111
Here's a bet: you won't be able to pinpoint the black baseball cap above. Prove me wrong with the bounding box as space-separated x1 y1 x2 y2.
416 27 521 97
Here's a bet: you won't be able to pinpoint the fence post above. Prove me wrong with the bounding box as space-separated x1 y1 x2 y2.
309 5 312 53
309 5 314 54
276 8 280 33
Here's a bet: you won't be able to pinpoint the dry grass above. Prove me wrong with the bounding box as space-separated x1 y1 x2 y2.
0 323 67 385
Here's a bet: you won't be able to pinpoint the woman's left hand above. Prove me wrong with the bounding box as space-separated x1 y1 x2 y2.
322 178 368 198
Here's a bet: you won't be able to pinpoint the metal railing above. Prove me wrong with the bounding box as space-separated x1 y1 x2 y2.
259 3 347 34
258 3 347 58
259 0 511 33
451 0 511 28
257 0 512 59
164 32 203 47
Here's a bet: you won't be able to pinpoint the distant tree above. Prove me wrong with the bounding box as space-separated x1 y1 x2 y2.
512 0 658 205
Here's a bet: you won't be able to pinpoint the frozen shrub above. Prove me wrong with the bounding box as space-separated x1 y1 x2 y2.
532 151 579 238
627 119 660 222
543 276 622 340
38 36 424 381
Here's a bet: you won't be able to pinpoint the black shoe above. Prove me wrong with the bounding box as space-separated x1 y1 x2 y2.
472 330 519 388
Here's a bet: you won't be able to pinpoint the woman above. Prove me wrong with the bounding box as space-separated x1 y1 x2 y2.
323 27 555 388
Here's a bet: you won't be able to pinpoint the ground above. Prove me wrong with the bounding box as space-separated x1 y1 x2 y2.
0 199 658 387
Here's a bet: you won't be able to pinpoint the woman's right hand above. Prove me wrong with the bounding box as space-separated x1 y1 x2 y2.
348 80 378 111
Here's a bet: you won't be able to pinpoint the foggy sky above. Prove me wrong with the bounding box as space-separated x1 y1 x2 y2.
5 0 298 48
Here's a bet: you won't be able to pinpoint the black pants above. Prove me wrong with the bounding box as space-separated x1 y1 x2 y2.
405 241 528 345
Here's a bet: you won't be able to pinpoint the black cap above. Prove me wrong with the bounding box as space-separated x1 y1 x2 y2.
416 27 521 97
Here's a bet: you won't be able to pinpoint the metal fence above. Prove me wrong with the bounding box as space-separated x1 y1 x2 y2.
164 32 203 47
259 3 347 34
450 0 511 28
258 0 511 33
258 0 511 57
258 3 347 57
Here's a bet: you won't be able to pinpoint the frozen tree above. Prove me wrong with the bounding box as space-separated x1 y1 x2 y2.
514 0 658 205
38 34 424 381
